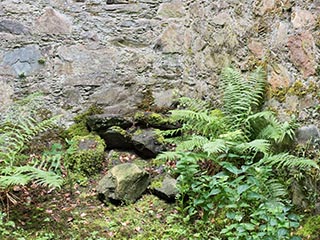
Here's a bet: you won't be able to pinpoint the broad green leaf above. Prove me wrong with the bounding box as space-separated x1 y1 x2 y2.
237 184 250 195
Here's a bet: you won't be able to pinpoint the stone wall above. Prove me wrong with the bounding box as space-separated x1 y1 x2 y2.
0 0 319 125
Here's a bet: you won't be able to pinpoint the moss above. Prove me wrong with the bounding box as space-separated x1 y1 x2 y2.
287 80 307 97
73 104 103 124
64 123 90 139
137 88 155 111
316 66 320 77
63 104 103 139
150 179 162 189
38 58 46 64
134 111 175 128
65 134 106 176
109 126 130 137
268 86 288 102
269 79 319 102
297 215 320 240
154 129 165 144
150 175 165 189
18 72 26 78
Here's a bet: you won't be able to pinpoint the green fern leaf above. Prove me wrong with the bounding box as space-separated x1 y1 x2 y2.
258 153 319 170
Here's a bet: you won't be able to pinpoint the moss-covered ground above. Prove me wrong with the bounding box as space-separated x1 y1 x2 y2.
0 150 196 240
1 176 183 239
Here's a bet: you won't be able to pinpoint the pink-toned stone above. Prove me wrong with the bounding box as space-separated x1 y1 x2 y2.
248 40 265 58
212 11 230 26
256 0 276 15
268 64 291 89
287 32 316 78
291 8 315 29
35 7 72 34
157 0 185 18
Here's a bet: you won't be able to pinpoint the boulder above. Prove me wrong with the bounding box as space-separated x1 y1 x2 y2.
87 114 133 132
100 126 133 150
97 163 150 204
132 129 165 159
150 175 178 202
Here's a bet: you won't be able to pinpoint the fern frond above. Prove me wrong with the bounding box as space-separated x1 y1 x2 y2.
169 108 224 138
0 173 32 188
236 139 271 155
177 97 210 112
24 167 63 188
0 166 62 189
218 130 246 142
0 93 63 191
258 153 319 170
247 67 267 108
247 111 297 144
220 67 267 133
176 135 209 152
265 179 287 199
203 139 229 155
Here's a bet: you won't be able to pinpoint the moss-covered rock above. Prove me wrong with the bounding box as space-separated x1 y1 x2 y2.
87 114 133 132
150 174 178 202
63 105 103 139
65 134 106 176
132 128 166 159
100 126 133 149
97 163 150 204
134 111 179 130
297 215 320 240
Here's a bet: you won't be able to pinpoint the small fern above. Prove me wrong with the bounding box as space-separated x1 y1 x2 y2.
0 93 63 191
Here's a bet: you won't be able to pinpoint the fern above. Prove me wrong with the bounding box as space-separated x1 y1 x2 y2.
246 111 298 145
220 67 267 135
156 67 317 238
176 135 209 152
0 93 63 191
235 139 271 155
258 153 319 170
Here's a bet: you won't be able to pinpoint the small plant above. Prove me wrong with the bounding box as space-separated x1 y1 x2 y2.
157 67 318 239
18 72 26 78
38 58 46 65
0 93 63 210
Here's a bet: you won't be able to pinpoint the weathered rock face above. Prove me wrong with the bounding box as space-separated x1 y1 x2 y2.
0 0 319 128
296 125 320 145
97 163 150 204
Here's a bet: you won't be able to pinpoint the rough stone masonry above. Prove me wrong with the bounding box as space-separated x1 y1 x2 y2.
0 0 319 126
